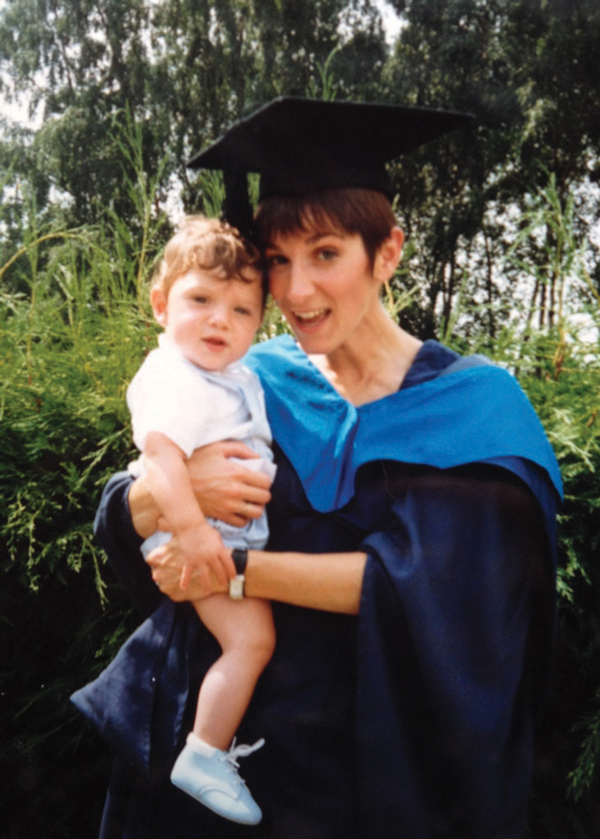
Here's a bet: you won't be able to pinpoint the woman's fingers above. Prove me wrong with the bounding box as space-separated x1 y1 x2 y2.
179 563 191 591
207 552 232 587
217 439 263 461
187 441 272 525
198 564 212 594
147 538 228 601
220 549 236 580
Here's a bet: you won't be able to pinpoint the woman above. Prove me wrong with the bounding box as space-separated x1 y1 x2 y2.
79 99 561 839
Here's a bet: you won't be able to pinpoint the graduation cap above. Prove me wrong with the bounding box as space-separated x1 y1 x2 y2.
188 97 474 239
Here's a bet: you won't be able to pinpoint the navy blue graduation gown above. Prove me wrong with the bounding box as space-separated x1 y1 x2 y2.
78 339 560 839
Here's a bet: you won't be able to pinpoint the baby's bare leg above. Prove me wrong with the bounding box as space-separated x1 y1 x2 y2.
192 593 275 750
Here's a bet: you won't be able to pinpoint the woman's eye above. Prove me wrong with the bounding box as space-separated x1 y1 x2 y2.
193 295 208 304
317 248 337 261
266 254 287 269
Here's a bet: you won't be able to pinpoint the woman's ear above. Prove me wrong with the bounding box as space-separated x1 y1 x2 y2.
373 227 405 282
150 286 169 327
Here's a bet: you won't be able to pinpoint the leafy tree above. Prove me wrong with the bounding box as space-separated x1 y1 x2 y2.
0 0 386 227
382 0 600 339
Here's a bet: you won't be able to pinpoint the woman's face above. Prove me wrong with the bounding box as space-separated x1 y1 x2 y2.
264 226 386 356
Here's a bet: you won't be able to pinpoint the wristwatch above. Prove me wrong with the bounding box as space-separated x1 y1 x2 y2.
229 548 248 600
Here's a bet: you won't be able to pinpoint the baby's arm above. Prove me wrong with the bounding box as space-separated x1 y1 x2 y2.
143 431 235 590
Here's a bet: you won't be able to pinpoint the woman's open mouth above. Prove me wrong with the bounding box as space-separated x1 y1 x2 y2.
293 309 329 330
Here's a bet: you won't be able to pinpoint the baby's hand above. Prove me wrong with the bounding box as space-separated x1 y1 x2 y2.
177 523 235 591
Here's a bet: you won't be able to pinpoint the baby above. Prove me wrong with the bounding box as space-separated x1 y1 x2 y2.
127 216 276 825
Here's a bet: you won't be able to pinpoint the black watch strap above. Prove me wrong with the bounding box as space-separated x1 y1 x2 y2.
230 549 248 600
231 548 248 575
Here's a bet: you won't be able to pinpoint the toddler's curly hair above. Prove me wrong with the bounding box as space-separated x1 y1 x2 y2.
152 216 265 300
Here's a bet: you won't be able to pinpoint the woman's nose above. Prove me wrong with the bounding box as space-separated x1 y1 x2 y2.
286 261 315 303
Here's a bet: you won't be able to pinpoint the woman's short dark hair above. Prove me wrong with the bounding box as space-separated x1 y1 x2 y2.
255 188 397 268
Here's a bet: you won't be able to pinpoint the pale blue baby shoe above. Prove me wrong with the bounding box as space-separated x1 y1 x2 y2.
171 734 264 825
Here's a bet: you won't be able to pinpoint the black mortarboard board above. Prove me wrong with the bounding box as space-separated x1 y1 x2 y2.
188 97 474 239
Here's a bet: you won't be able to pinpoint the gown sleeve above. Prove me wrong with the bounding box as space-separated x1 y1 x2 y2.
80 473 213 780
93 471 163 619
355 463 555 839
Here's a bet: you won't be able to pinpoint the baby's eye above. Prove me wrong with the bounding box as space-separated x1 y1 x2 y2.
235 307 252 316
193 295 209 304
317 248 338 261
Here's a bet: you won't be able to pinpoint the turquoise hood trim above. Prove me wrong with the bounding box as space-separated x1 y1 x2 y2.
246 336 562 512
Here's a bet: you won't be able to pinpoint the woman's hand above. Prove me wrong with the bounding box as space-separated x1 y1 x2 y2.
145 534 229 601
187 440 273 527
128 439 273 539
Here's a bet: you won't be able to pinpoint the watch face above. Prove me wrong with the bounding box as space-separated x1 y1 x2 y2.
229 575 245 600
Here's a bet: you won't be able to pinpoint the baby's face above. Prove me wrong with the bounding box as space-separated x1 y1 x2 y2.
151 267 263 372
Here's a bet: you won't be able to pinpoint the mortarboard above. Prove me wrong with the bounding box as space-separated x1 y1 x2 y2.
188 97 474 239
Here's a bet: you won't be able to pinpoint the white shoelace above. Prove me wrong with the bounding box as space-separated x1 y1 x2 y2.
225 737 265 772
